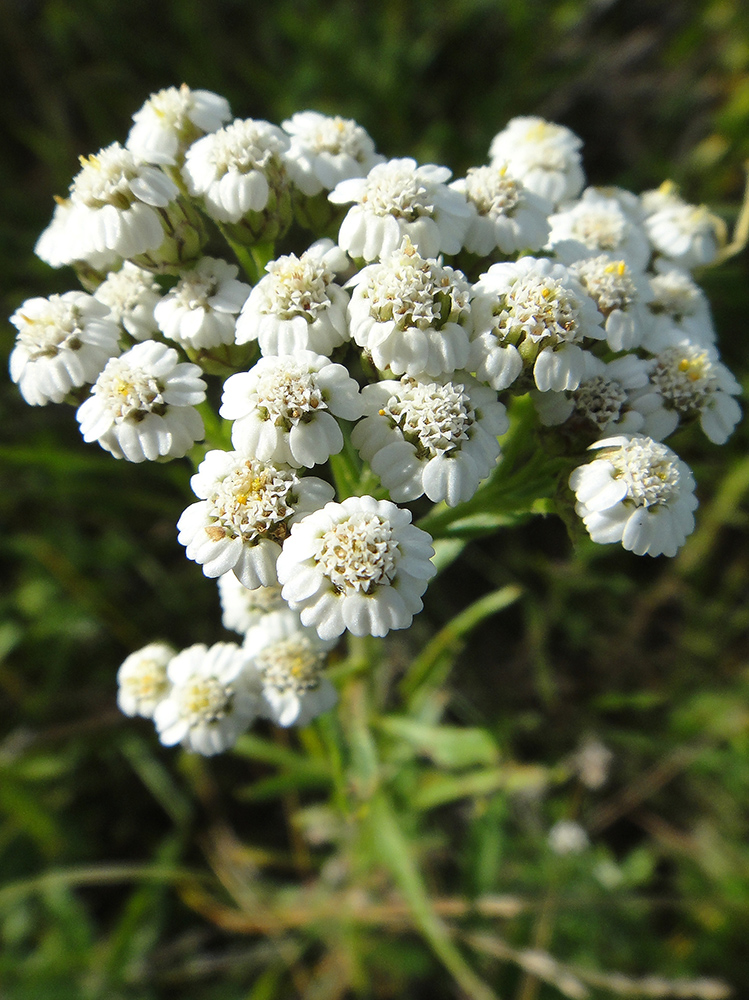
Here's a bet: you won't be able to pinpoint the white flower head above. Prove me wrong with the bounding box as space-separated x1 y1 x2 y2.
76 340 206 461
348 238 472 377
645 198 724 270
35 197 120 272
643 265 716 352
643 345 742 445
569 255 652 352
153 641 261 755
154 256 250 350
235 240 351 356
548 820 589 856
282 110 384 196
488 116 585 206
352 373 508 506
450 163 551 256
182 117 290 225
244 609 338 726
126 84 232 165
58 143 181 266
177 450 335 589
547 189 651 270
10 291 121 405
218 574 286 635
329 157 471 261
569 434 698 557
93 262 162 341
470 256 605 393
117 641 175 718
533 353 653 437
221 351 363 469
277 495 436 641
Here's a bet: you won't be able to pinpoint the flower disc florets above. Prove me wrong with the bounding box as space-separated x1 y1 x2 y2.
182 118 291 231
570 255 651 351
60 143 182 264
94 262 162 341
282 110 384 196
222 351 362 468
177 450 334 589
244 609 338 726
9 291 121 405
155 256 250 350
645 266 716 351
348 239 472 377
352 374 508 505
218 575 286 635
470 257 605 392
330 157 470 260
646 346 742 444
645 199 723 270
277 496 436 640
153 641 261 755
235 240 351 356
533 355 653 437
76 340 206 461
488 116 585 206
126 84 232 165
451 164 551 256
547 190 651 270
569 434 698 557
117 641 175 718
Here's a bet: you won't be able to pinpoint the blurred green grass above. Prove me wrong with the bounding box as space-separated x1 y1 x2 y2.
2 1 749 997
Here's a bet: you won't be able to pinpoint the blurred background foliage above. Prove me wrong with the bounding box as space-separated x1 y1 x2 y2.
2 0 749 997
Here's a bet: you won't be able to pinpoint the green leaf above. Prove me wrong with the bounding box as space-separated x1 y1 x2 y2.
413 764 551 811
367 791 498 1000
378 718 499 769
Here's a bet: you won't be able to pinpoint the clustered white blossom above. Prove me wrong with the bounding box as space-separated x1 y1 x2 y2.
13 90 741 754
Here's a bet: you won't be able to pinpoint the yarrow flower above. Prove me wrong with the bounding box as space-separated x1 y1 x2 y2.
182 118 291 236
76 340 206 461
35 197 119 272
329 157 471 261
470 256 606 392
277 495 436 640
568 255 652 352
643 345 742 445
153 641 261 755
244 609 338 726
644 265 716 351
489 116 585 206
532 354 654 438
352 374 508 505
221 351 363 468
235 240 351 356
117 641 175 718
217 574 286 636
547 188 651 270
154 256 251 350
282 110 384 196
44 143 184 267
126 84 232 165
9 291 121 405
348 238 472 377
93 262 162 341
645 195 724 270
569 434 698 557
450 163 551 256
177 450 334 589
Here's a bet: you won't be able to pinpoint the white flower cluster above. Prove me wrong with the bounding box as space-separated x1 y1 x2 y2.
13 88 742 751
